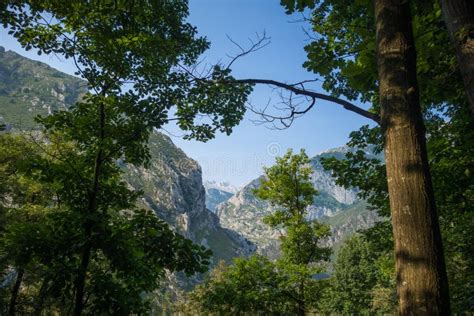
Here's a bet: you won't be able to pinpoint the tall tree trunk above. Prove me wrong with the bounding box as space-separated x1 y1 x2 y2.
441 0 474 114
374 1 450 315
33 276 50 316
297 280 305 316
72 101 105 316
8 268 24 316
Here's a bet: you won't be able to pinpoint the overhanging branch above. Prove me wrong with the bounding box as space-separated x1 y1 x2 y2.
233 78 380 124
181 31 380 126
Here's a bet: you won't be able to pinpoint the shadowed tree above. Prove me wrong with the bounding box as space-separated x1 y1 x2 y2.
441 0 474 114
0 0 251 314
182 0 452 314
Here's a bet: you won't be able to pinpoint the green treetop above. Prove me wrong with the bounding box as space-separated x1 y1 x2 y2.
184 150 332 315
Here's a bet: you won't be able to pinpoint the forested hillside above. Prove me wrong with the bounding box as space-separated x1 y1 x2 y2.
0 46 253 265
0 47 86 129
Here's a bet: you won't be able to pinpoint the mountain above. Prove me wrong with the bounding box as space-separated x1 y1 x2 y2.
204 180 239 194
203 181 239 211
0 46 253 266
204 188 234 212
0 45 382 269
0 46 87 129
216 148 382 258
122 133 254 263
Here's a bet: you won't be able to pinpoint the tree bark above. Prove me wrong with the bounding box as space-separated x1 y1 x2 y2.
33 276 50 316
441 0 474 114
72 100 106 316
374 1 450 315
8 268 24 316
297 280 305 316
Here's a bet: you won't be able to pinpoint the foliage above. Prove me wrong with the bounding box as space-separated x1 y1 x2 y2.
321 234 396 315
0 134 212 314
183 256 289 315
255 149 316 219
278 0 473 313
184 150 332 315
280 0 464 109
0 0 251 313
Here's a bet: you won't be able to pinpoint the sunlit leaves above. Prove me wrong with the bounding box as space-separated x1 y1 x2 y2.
0 1 239 313
189 149 333 314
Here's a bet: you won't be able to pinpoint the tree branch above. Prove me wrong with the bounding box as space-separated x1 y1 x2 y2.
180 32 380 126
225 31 271 70
232 78 380 124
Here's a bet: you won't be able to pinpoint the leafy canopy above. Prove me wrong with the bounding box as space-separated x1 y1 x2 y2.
0 0 254 313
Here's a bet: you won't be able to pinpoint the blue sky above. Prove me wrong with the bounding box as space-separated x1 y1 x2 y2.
0 0 374 186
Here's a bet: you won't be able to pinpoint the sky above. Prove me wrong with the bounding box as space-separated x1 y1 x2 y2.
0 0 375 187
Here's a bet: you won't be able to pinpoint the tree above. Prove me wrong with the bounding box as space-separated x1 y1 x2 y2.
185 1 453 313
1 0 250 314
0 133 213 314
185 150 331 315
185 256 289 315
373 1 449 313
330 236 378 314
441 0 474 114
254 149 331 316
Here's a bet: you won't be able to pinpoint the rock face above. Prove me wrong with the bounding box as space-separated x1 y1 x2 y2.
0 47 253 265
0 46 87 129
123 133 254 262
216 148 382 257
204 188 234 212
216 177 282 259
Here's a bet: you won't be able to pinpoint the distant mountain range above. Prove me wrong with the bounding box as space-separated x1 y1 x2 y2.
203 181 240 211
215 148 382 258
0 45 382 271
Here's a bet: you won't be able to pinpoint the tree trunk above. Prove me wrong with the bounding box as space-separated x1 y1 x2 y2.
8 268 24 316
374 1 450 315
297 304 305 316
73 241 92 316
297 279 305 316
72 101 106 316
33 276 50 316
441 0 474 114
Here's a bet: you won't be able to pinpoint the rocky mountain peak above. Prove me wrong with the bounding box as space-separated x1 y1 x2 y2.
215 148 382 256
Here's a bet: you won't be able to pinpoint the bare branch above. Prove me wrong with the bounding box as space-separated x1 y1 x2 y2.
225 31 271 70
233 78 380 124
175 31 379 127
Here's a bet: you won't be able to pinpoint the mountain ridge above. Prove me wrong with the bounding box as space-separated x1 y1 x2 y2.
0 47 254 268
203 180 239 212
215 148 382 258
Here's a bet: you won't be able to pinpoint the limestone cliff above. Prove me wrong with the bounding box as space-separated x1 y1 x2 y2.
215 148 382 257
